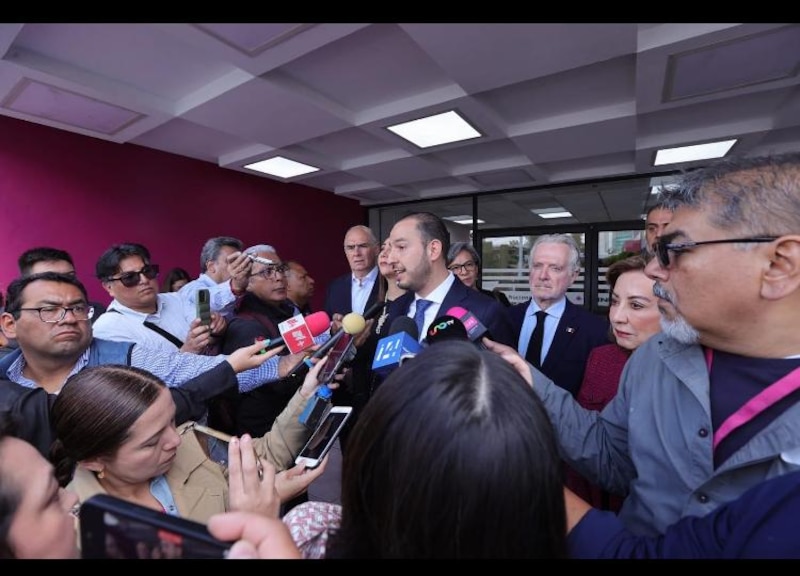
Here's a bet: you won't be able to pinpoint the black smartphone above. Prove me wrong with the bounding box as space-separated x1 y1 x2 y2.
196 288 211 327
317 333 354 384
80 494 230 559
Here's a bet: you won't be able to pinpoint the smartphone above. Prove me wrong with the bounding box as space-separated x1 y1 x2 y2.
295 405 353 469
80 493 230 559
196 288 211 327
317 333 354 384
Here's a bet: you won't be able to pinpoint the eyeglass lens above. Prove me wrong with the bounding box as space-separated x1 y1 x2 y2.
117 264 159 287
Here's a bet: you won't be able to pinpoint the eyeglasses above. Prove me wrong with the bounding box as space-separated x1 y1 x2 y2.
448 261 477 274
19 304 95 323
653 236 779 268
344 243 374 253
250 263 290 279
106 264 160 288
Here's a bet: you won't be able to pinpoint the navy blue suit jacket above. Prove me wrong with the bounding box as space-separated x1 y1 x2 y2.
390 277 516 348
323 272 381 318
510 298 610 396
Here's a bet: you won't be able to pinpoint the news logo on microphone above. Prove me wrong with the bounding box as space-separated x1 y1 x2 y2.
278 314 315 354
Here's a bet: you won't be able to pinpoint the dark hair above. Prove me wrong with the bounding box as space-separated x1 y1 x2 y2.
402 212 451 257
0 413 21 558
95 243 151 281
49 365 166 487
199 237 243 275
606 254 649 290
160 267 191 293
4 272 89 318
328 340 567 558
17 247 74 276
660 152 800 236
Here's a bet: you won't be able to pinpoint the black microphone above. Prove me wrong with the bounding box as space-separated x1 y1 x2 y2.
362 299 387 321
446 306 490 347
425 315 469 345
287 312 366 380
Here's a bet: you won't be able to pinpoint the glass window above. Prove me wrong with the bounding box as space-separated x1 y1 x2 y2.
596 229 644 309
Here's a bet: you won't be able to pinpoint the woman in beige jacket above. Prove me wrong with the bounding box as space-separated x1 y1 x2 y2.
49 348 331 526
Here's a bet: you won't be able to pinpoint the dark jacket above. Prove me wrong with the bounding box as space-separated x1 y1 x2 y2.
510 298 609 396
222 294 299 437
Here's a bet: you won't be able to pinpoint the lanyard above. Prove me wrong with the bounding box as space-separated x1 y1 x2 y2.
706 348 800 450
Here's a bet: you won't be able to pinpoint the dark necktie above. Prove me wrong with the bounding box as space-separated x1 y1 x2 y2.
525 310 548 368
413 299 433 337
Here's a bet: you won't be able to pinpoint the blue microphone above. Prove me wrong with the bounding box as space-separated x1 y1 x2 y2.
372 316 422 371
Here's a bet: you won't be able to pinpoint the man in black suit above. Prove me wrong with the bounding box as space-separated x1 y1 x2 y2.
510 233 609 396
323 224 381 452
386 212 516 348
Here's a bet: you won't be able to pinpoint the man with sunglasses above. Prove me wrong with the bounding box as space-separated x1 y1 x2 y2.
92 243 228 354
517 152 800 538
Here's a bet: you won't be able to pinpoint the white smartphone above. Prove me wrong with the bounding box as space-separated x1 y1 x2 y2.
294 405 353 469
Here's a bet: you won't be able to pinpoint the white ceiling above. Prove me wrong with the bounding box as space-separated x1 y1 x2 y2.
1 23 798 227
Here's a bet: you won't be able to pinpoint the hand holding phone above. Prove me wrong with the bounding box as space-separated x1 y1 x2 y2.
295 405 353 469
196 288 211 327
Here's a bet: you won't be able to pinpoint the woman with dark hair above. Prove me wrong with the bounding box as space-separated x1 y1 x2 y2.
283 339 568 558
49 361 331 527
160 266 191 293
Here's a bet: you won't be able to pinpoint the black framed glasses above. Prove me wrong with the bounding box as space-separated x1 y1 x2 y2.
653 236 779 268
448 261 476 274
250 263 290 280
106 264 160 288
19 304 95 323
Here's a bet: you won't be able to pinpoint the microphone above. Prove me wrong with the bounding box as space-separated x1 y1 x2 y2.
425 315 469 345
268 311 330 354
446 306 490 347
287 312 366 380
371 316 422 371
362 299 387 321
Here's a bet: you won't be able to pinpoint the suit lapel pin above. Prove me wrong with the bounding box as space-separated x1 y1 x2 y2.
566 327 576 333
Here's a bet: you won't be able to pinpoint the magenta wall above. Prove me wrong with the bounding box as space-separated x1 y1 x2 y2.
0 115 364 311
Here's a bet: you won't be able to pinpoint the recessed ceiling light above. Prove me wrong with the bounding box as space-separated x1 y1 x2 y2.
443 215 486 225
532 207 573 219
386 110 482 148
244 156 320 178
650 184 680 195
654 140 736 166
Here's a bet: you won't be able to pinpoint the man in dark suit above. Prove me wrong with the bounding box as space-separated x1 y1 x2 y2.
385 212 516 348
510 234 609 396
323 224 382 451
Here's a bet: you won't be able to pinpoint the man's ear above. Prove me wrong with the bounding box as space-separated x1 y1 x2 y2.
1 312 18 340
761 236 800 301
427 239 443 262
101 280 116 298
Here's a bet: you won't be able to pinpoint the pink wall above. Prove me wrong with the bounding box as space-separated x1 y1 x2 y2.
0 115 364 311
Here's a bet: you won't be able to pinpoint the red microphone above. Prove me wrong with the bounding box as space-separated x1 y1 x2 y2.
268 311 330 354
